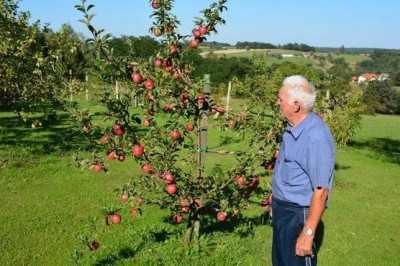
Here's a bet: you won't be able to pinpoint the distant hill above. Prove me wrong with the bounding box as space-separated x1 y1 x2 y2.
315 47 377 54
201 41 397 55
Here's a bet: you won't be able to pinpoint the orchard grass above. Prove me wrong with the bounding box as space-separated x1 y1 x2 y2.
1 109 400 265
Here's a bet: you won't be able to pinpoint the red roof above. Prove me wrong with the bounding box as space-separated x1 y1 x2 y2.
361 73 379 80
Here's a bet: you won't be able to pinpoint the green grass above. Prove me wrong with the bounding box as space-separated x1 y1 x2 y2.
1 109 399 265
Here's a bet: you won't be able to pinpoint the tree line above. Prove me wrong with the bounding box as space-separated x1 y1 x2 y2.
1 0 400 124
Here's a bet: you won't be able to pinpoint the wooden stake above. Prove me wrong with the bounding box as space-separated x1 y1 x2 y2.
197 74 210 179
226 80 232 118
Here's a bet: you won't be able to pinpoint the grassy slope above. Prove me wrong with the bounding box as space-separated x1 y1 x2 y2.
0 112 399 265
322 115 400 265
206 48 369 70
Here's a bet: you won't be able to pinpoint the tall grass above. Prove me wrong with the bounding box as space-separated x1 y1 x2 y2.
0 112 399 265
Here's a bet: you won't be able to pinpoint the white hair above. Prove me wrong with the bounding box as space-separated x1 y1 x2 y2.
283 75 316 112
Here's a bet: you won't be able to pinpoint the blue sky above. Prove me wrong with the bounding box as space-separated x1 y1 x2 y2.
18 0 400 49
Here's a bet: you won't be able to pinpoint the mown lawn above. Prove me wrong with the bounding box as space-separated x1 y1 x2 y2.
0 112 399 265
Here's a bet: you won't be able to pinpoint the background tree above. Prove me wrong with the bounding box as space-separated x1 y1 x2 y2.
317 78 362 145
109 36 161 59
393 71 400 87
356 49 400 75
0 0 68 123
339 45 345 54
361 80 399 114
328 57 352 80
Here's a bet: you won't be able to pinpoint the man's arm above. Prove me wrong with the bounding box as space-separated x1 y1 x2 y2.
295 187 329 256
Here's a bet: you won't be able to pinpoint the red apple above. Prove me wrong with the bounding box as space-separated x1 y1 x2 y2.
164 65 173 72
121 194 129 203
217 211 227 221
235 176 246 187
172 214 183 223
180 197 190 207
166 183 177 195
216 105 225 114
163 172 175 184
107 151 117 160
261 197 271 211
146 93 155 102
249 175 260 188
132 145 144 156
132 72 143 83
141 163 152 174
199 25 208 35
189 39 199 48
192 29 201 37
143 119 151 127
153 58 162 67
181 91 190 101
101 134 110 145
118 154 125 162
151 0 161 9
172 70 180 79
169 45 178 55
170 129 181 139
92 164 102 172
90 240 100 251
163 59 172 68
144 79 155 90
163 104 173 112
113 122 125 136
197 95 206 103
186 123 194 132
111 214 121 224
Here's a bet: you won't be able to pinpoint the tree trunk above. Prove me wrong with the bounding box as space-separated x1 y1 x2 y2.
184 211 200 246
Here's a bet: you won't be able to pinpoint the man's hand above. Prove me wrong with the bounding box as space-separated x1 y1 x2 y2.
295 231 314 257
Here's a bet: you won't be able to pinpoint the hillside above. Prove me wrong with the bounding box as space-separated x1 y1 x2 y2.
200 48 370 70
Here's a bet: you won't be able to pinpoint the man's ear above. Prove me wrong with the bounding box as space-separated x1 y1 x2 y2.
293 100 301 112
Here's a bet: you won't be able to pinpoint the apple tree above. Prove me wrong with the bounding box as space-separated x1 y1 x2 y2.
0 0 88 124
71 0 283 257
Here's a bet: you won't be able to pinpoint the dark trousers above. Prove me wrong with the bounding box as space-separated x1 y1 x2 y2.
272 197 317 266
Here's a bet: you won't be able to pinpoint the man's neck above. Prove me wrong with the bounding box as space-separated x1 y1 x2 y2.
288 112 310 128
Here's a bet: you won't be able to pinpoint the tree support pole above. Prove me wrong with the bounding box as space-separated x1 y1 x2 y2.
197 74 210 179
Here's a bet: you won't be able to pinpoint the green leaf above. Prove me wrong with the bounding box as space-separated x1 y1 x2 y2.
74 5 85 13
87 13 96 22
87 4 95 11
78 19 88 26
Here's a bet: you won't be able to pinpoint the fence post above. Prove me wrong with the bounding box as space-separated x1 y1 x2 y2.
115 80 119 99
85 74 89 101
198 74 210 179
226 80 232 118
69 69 73 102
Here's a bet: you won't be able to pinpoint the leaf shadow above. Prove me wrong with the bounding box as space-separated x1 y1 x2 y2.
348 137 400 164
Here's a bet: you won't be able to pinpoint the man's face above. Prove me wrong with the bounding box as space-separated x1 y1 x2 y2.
277 86 294 120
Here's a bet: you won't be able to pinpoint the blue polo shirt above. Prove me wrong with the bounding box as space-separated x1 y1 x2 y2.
272 112 335 207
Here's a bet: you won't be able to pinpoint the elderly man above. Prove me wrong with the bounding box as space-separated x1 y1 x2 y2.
272 75 335 266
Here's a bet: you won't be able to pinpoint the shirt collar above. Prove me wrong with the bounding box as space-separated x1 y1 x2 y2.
285 112 315 140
